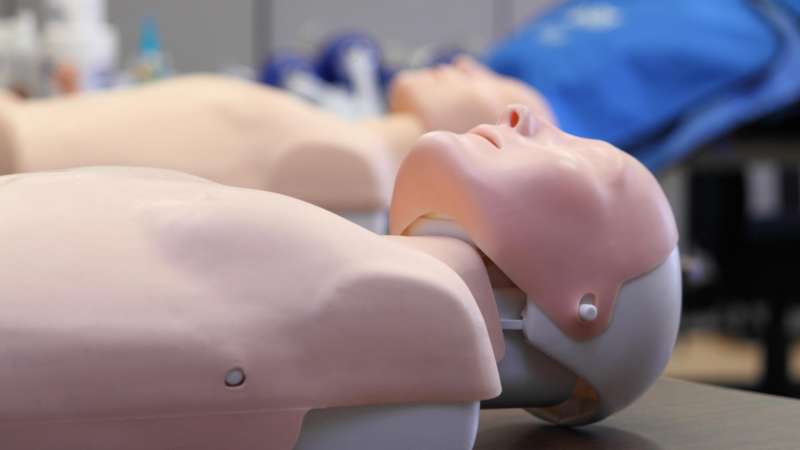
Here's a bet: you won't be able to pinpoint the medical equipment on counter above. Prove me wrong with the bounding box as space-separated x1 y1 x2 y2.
0 105 680 448
260 53 360 118
122 16 173 85
316 33 387 117
43 0 118 93
260 32 388 119
0 10 43 97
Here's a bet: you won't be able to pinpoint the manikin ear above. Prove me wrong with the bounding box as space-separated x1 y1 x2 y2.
498 104 538 138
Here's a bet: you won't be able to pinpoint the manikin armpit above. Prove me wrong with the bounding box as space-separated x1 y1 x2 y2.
0 57 552 231
0 106 678 449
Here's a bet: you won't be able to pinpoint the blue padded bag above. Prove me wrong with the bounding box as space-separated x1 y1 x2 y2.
485 1 780 163
778 0 800 17
632 0 800 169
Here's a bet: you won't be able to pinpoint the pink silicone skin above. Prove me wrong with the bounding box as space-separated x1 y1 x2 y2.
385 235 505 360
389 57 556 134
390 105 678 340
0 69 555 215
0 167 500 449
1 76 396 212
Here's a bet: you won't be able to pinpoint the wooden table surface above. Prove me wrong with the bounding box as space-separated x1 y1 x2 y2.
476 378 800 450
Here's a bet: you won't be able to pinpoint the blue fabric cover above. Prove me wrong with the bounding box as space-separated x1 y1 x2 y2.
778 0 800 17
634 1 800 169
485 1 787 169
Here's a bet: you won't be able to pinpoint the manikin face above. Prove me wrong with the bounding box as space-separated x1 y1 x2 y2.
390 105 680 424
391 104 677 341
389 57 555 133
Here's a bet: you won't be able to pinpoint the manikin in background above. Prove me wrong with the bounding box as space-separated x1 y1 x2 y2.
0 57 552 230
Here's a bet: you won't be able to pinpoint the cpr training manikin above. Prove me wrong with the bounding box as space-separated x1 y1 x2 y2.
0 101 680 450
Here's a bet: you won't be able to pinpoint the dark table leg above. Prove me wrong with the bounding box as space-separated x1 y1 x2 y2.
760 297 792 396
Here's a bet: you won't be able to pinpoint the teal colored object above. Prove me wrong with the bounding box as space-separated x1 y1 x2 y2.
130 15 172 82
138 16 162 56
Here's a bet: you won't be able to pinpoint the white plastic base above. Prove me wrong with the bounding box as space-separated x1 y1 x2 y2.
294 401 479 450
338 209 388 233
523 248 682 425
482 288 577 409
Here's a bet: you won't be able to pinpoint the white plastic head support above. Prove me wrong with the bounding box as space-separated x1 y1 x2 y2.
524 248 682 425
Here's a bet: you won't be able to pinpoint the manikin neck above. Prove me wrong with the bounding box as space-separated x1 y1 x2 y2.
360 113 425 165
400 216 579 409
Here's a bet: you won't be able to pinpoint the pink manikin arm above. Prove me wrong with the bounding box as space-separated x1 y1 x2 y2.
384 235 505 360
0 76 396 212
390 104 677 341
0 167 500 450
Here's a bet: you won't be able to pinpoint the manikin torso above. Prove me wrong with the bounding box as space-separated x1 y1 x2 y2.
0 77 395 213
0 167 501 450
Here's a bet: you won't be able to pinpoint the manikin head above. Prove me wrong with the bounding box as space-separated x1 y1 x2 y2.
389 57 555 133
390 105 681 424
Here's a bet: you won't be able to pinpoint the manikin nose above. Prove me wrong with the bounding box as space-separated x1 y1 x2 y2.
498 104 538 137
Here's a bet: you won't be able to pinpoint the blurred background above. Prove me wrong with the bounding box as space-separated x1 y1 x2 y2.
1 0 799 397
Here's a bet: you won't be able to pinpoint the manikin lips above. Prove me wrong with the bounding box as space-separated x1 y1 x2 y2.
469 126 502 149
